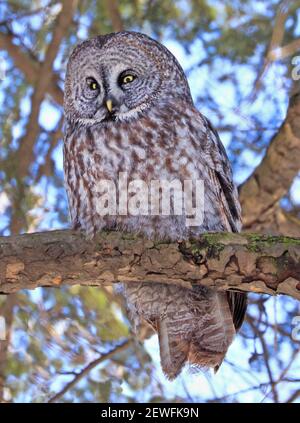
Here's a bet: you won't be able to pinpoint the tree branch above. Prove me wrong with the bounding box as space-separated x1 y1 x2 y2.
271 38 300 60
16 0 77 177
48 339 131 403
0 31 63 105
239 91 300 232
249 0 290 102
104 0 124 32
0 230 299 300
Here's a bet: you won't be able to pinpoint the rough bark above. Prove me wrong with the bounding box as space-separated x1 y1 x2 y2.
0 230 299 300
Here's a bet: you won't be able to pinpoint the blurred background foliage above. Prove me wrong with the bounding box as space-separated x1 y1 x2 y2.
0 0 300 402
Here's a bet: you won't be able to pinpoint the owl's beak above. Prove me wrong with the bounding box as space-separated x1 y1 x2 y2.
106 99 113 113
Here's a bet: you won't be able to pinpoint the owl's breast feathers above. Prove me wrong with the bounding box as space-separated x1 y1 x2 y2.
64 101 247 378
64 102 241 234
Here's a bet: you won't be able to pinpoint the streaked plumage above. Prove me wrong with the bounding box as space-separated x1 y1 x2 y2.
63 31 247 379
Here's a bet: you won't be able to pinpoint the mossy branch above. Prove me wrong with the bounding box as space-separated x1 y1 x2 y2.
0 230 299 299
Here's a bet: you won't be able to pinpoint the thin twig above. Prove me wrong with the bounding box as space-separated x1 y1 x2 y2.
48 339 132 403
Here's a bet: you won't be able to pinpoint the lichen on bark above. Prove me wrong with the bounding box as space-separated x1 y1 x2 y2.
0 229 299 300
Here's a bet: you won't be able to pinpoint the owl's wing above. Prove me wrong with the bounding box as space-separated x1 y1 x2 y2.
201 115 247 331
203 116 242 233
227 290 247 331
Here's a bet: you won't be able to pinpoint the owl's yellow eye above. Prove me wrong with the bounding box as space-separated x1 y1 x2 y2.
87 78 99 90
122 74 135 84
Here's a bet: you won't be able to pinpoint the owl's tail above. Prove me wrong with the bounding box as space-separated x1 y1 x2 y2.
155 287 238 380
156 318 190 380
124 282 246 380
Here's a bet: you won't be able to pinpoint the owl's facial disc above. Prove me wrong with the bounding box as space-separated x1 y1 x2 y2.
64 33 193 126
68 63 158 124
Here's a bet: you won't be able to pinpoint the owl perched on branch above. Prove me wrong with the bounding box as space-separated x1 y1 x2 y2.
63 31 247 379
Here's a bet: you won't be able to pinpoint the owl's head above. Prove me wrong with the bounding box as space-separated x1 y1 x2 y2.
64 31 193 125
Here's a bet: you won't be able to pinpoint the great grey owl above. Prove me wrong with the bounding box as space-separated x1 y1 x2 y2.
63 31 247 379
